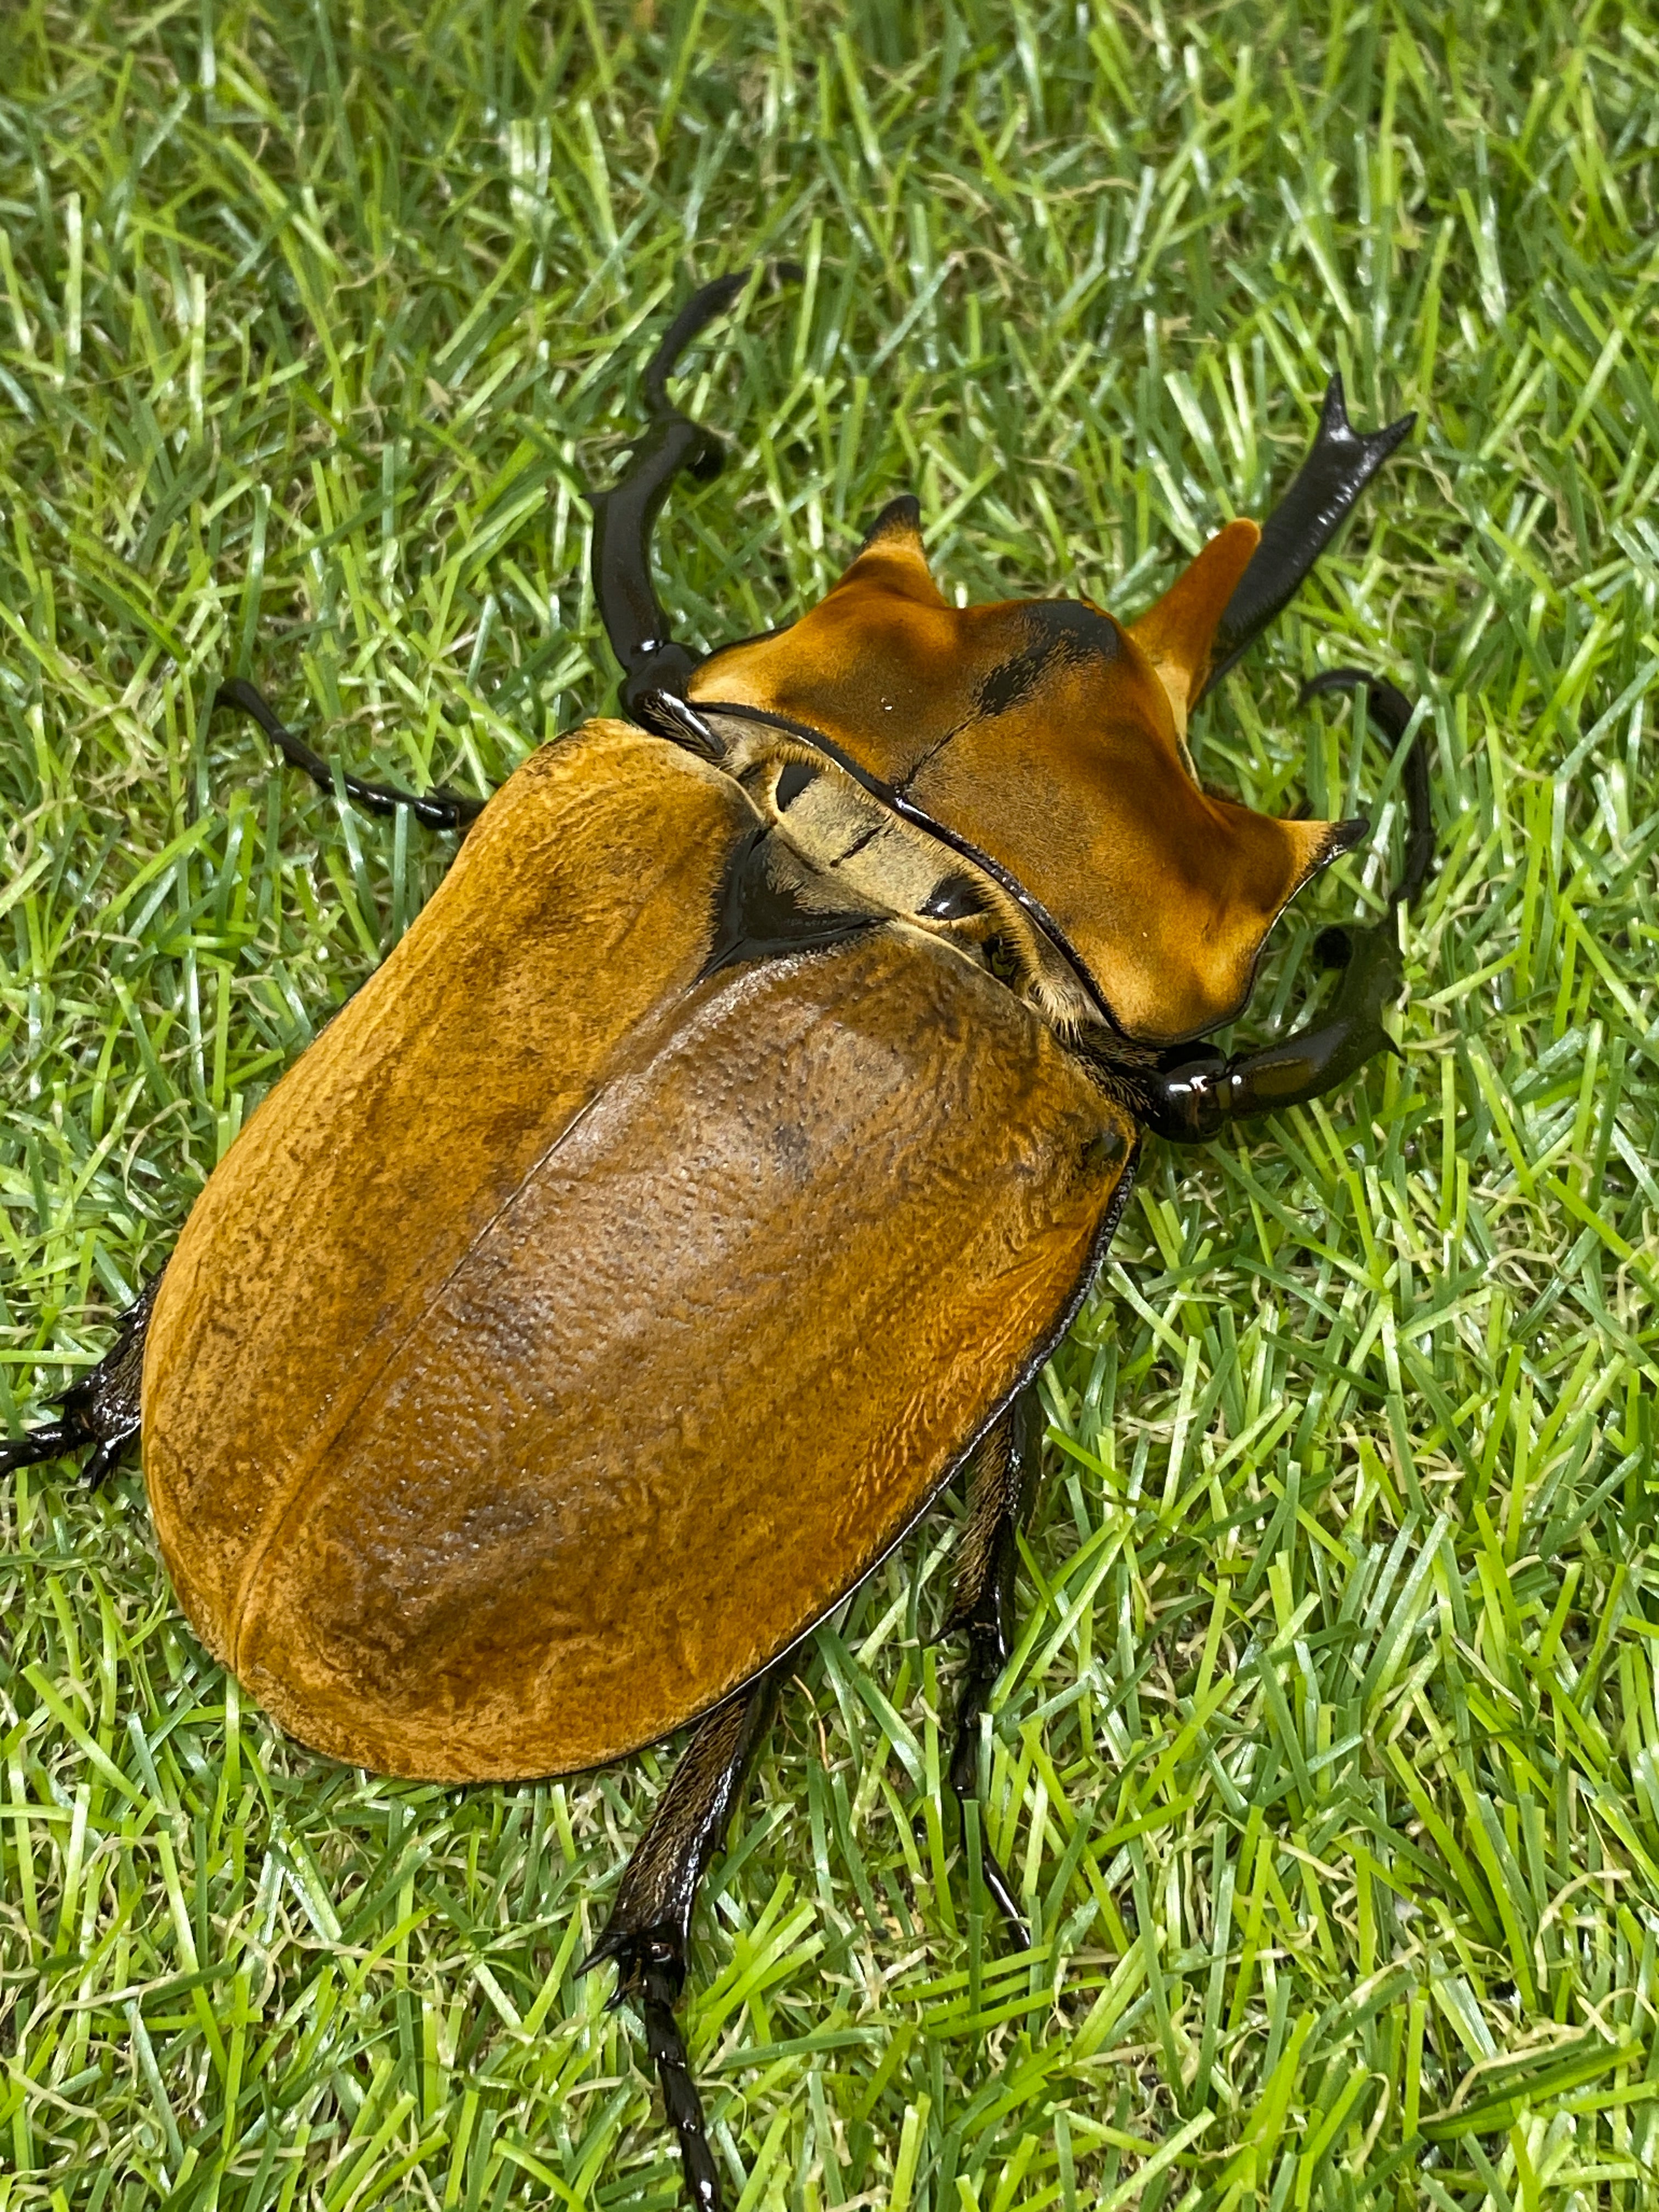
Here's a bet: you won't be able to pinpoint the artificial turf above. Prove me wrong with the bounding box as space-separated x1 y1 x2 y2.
2 2 1657 2206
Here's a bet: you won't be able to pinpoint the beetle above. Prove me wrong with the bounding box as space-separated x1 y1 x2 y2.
1 266 1428 2211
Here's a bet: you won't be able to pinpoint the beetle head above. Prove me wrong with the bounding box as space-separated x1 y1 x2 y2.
690 499 1362 1047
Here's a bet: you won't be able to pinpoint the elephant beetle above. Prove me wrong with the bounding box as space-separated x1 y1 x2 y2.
1 265 1428 2210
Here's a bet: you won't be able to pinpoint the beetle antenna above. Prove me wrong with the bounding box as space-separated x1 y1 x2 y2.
589 261 802 726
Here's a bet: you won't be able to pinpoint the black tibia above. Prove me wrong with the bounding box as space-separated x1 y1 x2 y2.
0 1270 162 1489
213 678 485 831
589 262 802 726
582 1669 780 2212
1148 669 1433 1144
1203 375 1415 697
1144 924 1406 1142
944 1386 1040 1948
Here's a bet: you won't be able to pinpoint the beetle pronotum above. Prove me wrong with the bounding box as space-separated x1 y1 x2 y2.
3 265 1427 2210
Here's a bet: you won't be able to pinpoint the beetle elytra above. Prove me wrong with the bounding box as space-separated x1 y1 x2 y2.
2 266 1428 2211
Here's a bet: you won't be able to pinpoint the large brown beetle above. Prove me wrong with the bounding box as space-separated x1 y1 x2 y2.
2 267 1429 2210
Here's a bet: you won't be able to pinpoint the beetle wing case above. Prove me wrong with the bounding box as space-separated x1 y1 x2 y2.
142 720 1132 1782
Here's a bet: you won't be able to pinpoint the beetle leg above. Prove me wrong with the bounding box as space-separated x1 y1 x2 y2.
0 1270 162 1489
941 1385 1039 1949
1144 923 1404 1140
1146 672 1431 1142
1302 669 1434 911
581 1668 780 2212
589 262 801 727
1200 375 1415 698
213 678 486 830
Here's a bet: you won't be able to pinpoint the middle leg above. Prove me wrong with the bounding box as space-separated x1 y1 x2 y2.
943 1384 1041 1946
0 1269 164 1489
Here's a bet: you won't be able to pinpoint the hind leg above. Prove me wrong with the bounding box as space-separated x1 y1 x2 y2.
1 1270 162 1488
582 1667 781 2212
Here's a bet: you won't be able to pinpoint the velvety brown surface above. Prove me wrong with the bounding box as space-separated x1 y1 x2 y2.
144 720 1131 1781
690 506 1339 1045
144 723 752 1691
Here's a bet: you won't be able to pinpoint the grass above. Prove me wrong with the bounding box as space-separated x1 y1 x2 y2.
2 0 1657 2205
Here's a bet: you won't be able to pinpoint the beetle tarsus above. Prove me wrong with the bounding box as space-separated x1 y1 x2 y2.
970 1821 1031 1946
588 1927 725 2211
590 263 802 724
213 678 486 830
949 1638 1033 1950
644 1954 724 2212
0 1271 161 1487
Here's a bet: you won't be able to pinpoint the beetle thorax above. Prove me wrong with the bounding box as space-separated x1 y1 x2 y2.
723 729 1105 1042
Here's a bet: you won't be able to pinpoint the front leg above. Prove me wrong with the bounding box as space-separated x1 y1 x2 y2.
0 1269 163 1489
1146 670 1431 1143
943 1385 1041 1947
583 1667 780 2212
1143 920 1406 1140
